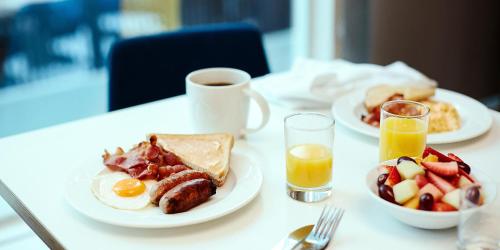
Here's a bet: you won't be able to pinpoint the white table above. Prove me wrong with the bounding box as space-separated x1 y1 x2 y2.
1 94 499 250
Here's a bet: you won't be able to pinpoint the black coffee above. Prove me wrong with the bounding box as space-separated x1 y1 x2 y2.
206 82 233 86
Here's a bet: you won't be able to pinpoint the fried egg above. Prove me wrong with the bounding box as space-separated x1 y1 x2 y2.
91 170 156 210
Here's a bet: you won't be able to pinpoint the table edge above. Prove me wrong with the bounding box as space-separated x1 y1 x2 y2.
0 179 64 249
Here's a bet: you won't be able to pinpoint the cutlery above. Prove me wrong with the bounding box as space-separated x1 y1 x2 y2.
272 224 313 250
293 205 345 250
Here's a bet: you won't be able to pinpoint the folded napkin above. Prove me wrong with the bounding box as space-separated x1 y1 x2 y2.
251 58 437 109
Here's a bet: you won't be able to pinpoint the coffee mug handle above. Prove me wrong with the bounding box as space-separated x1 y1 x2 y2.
241 88 270 135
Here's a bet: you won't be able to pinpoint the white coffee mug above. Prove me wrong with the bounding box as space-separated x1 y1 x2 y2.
186 68 270 138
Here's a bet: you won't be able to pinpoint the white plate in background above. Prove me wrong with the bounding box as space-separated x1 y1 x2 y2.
332 88 493 144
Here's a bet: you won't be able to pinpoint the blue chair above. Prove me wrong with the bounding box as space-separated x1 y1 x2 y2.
107 22 270 111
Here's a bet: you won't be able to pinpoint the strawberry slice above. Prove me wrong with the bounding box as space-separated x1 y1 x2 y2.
432 202 457 212
415 174 429 188
377 165 395 175
459 169 476 183
450 175 461 187
427 172 456 193
384 167 401 187
419 183 444 201
422 161 459 176
447 153 472 174
423 147 452 162
447 153 463 162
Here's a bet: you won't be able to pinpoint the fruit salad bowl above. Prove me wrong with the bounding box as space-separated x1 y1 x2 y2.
366 157 496 229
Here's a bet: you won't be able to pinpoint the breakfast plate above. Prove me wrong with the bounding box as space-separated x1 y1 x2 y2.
332 88 493 144
65 150 263 228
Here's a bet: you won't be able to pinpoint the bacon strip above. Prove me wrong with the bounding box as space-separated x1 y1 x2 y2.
102 136 185 180
361 93 404 127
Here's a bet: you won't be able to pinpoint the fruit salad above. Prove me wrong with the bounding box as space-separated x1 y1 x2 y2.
376 147 484 212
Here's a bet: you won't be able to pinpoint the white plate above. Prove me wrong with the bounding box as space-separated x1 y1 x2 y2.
65 152 263 228
332 88 493 144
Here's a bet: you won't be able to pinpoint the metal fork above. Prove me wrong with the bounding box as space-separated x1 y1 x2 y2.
292 205 345 250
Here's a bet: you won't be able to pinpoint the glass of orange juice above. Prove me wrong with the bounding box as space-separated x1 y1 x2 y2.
379 100 430 162
285 113 334 202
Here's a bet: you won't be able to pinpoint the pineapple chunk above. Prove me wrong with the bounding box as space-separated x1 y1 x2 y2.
422 154 439 163
403 196 420 209
414 157 422 166
393 180 419 204
396 161 425 180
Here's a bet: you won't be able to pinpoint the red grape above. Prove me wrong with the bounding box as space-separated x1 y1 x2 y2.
378 184 396 203
397 156 416 165
465 186 481 205
419 193 434 211
377 173 389 187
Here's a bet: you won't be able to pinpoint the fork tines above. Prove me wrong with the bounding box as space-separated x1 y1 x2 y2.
311 205 345 241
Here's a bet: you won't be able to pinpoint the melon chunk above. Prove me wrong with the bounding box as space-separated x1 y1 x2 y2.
393 180 419 204
396 161 425 180
442 189 460 209
458 176 473 188
403 196 419 209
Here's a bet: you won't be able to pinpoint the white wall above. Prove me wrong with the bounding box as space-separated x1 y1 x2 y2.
291 0 336 60
0 70 107 137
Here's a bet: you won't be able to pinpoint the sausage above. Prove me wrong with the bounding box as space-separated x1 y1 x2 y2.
157 165 190 180
159 178 216 214
149 170 211 205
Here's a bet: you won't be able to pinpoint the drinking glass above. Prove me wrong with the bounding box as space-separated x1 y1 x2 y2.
457 183 500 249
284 113 334 202
379 100 430 162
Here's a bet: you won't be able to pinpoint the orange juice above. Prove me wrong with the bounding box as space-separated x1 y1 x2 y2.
286 144 333 188
379 116 427 162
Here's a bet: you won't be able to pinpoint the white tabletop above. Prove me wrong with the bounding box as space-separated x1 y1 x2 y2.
1 94 499 250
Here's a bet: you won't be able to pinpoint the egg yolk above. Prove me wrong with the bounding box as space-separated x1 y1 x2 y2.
112 178 146 197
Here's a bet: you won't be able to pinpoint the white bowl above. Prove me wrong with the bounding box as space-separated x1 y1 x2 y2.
366 159 497 229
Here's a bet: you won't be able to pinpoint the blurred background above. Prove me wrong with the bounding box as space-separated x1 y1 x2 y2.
0 0 499 249
0 0 499 138
0 0 292 138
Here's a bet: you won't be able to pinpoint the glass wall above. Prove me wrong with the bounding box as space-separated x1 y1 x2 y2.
0 0 291 137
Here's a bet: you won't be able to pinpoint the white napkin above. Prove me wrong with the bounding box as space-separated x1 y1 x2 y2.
252 58 437 109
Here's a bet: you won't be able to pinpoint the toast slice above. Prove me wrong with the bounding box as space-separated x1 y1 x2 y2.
364 84 399 112
149 133 234 186
364 84 436 111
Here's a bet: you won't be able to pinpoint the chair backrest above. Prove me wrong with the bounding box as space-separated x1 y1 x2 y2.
108 22 270 111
